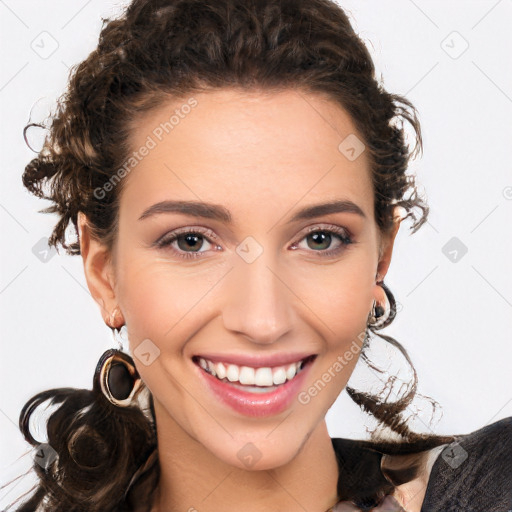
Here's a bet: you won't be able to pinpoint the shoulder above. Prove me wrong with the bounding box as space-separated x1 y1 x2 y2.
422 416 512 512
330 436 395 506
330 418 512 511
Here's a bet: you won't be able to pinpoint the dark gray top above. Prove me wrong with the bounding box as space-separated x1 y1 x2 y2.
331 416 512 511
421 416 512 511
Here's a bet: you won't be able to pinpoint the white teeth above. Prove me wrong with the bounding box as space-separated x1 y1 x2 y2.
272 367 287 385
226 364 239 382
239 366 255 385
197 357 310 387
254 367 274 386
286 363 297 380
207 360 217 377
215 362 227 380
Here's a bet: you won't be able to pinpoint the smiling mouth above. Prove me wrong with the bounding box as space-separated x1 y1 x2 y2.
192 354 317 393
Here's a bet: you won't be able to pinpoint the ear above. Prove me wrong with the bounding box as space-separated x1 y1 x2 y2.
77 212 123 327
375 206 402 282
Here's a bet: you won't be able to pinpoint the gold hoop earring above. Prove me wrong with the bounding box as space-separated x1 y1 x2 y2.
93 346 142 407
93 308 142 407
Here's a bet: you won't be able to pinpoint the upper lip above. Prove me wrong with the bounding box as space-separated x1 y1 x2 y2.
193 352 316 368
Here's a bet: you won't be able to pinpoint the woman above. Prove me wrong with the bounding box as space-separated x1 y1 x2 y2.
11 0 511 511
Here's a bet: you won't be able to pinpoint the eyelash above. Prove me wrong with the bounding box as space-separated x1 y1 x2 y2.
153 224 355 260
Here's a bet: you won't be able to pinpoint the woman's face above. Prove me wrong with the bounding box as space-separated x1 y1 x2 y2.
82 88 399 470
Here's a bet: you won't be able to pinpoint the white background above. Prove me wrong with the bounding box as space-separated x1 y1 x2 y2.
1 0 511 508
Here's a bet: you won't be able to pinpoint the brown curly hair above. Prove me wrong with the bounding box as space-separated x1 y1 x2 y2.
14 0 456 511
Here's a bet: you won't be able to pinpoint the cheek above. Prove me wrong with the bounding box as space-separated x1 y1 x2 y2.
296 334 364 416
114 250 227 361
294 252 376 341
114 256 185 346
115 258 203 405
295 251 375 398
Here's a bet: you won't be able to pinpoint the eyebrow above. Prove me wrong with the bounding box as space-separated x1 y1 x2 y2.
138 199 367 223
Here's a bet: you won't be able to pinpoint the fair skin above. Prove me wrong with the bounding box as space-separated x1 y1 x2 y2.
78 88 419 512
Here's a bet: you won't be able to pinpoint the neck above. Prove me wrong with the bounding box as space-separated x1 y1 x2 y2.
151 404 340 512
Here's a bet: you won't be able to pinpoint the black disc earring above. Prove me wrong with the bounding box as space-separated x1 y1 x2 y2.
93 310 143 407
93 348 142 407
368 281 396 330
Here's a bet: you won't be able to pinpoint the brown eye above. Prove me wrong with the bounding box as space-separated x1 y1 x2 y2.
306 231 333 251
154 227 219 260
175 233 206 252
291 225 354 257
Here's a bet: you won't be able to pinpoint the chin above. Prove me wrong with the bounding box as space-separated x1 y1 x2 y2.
197 421 316 471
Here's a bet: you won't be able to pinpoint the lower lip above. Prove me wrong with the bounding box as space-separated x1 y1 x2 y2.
193 357 315 417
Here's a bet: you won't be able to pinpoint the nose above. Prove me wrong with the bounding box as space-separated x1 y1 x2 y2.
221 252 294 345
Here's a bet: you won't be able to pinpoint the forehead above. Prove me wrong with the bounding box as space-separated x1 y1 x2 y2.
120 88 374 223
